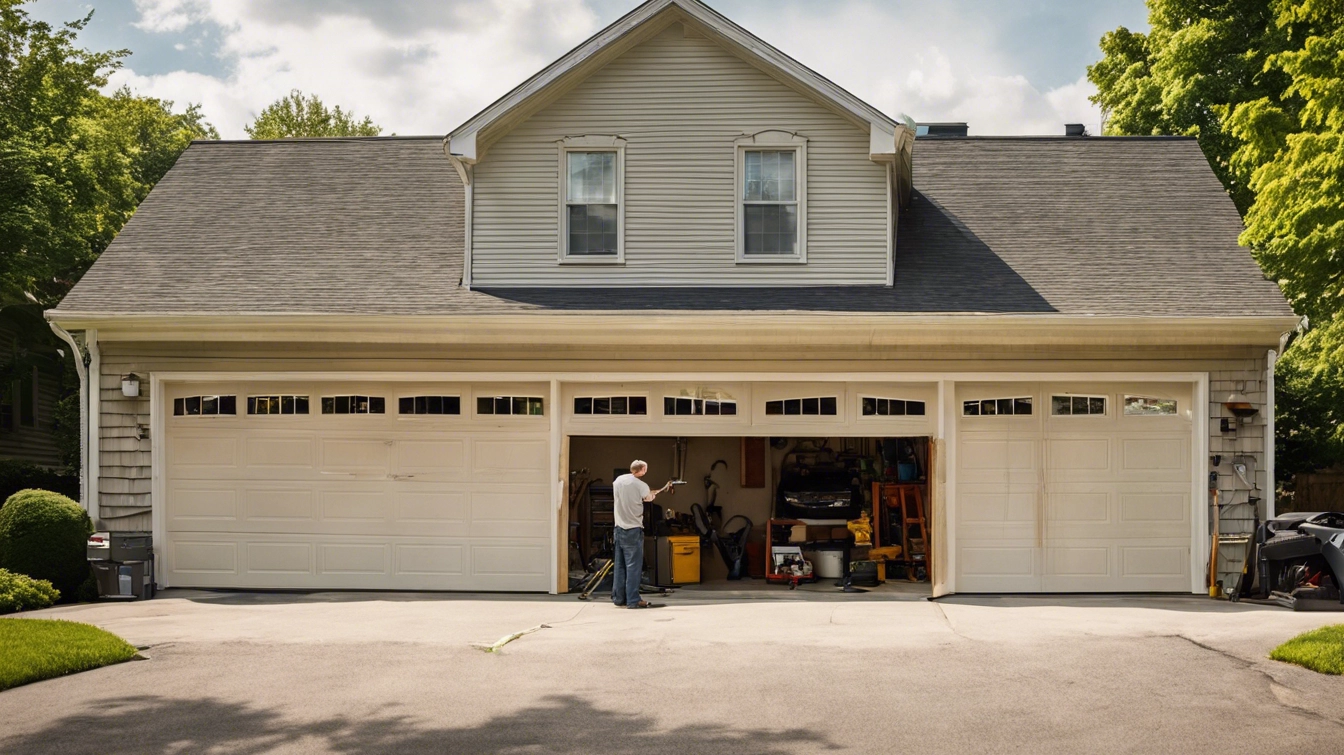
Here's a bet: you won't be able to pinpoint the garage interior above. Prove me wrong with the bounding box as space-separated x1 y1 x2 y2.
567 434 934 596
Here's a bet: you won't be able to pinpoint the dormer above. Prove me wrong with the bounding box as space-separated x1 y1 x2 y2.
446 0 913 288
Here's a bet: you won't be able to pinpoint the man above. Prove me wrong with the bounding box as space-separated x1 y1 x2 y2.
611 459 672 609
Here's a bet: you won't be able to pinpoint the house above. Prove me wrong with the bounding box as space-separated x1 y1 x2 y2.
1 307 68 470
46 0 1295 596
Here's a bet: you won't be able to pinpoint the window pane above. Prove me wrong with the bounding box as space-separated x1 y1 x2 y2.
891 400 906 416
676 397 693 416
720 401 736 416
981 399 997 416
1013 397 1032 415
862 397 876 416
201 396 218 415
611 396 627 415
567 204 619 256
664 397 676 416
528 398 545 415
744 204 797 255
400 397 413 414
279 395 293 415
185 396 201 416
575 397 592 415
908 401 925 416
801 397 819 415
568 151 616 203
1052 396 1071 415
766 400 783 416
220 396 236 415
175 398 185 416
1089 397 1106 415
512 397 528 415
593 397 610 415
478 397 494 415
820 397 837 415
1072 396 1089 415
784 399 801 415
444 397 460 415
370 397 385 414
997 398 1013 416
322 397 335 414
743 151 795 201
629 397 646 416
963 400 979 416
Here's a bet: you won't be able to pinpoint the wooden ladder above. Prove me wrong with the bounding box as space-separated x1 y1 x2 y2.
877 483 929 580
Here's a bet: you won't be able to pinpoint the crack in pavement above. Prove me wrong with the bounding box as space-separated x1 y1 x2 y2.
1170 634 1344 730
932 602 971 641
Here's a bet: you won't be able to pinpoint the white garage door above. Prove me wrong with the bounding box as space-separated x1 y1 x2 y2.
956 382 1193 593
163 382 552 591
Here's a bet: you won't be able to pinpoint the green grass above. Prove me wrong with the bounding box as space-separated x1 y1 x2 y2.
1270 624 1344 675
0 618 138 691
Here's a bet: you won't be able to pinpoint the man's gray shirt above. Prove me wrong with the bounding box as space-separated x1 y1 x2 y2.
612 473 650 530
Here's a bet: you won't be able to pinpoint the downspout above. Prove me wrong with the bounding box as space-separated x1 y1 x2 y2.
1266 319 1302 519
444 140 474 290
47 321 89 511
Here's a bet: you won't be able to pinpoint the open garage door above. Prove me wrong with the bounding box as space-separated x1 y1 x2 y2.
162 382 552 591
955 382 1193 593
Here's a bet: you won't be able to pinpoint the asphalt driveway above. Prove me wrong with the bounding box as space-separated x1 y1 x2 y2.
2 590 1342 754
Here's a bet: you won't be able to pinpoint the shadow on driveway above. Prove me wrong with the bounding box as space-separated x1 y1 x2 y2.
2 692 837 755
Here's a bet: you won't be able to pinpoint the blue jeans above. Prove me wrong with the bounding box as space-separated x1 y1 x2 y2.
611 526 644 606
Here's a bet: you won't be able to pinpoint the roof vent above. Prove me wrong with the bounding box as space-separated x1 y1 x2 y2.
916 122 968 138
1065 123 1087 137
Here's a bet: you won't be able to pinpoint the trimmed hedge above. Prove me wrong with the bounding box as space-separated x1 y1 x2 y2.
0 569 59 614
0 461 79 506
0 490 92 602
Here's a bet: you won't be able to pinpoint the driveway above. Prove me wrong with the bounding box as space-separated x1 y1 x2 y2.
2 590 1341 754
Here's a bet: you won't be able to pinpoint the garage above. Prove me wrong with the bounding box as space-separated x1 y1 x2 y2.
955 382 1195 593
161 381 553 591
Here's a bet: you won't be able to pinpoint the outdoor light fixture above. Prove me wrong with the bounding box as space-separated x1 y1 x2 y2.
121 373 141 397
1223 391 1258 421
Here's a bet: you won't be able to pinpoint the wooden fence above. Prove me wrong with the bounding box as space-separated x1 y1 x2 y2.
1286 470 1344 513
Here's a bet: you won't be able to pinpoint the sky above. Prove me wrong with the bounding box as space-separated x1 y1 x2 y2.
23 0 1151 139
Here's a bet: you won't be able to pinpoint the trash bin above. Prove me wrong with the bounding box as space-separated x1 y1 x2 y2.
88 532 155 600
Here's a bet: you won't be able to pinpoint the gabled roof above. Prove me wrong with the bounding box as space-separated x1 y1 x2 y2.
446 0 904 166
49 136 1293 321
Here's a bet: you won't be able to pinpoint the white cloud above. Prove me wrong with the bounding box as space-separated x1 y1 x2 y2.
115 0 1106 138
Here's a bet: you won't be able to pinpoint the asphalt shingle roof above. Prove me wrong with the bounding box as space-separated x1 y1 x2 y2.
53 135 1292 318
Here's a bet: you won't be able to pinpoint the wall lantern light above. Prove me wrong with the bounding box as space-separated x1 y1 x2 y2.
121 373 141 398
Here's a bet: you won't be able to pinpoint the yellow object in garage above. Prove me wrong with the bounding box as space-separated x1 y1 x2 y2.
668 535 701 585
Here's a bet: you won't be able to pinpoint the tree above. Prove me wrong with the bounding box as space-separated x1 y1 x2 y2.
245 90 381 139
1089 0 1344 489
0 1 217 475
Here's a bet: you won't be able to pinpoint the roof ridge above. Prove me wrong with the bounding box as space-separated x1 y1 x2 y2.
191 135 445 145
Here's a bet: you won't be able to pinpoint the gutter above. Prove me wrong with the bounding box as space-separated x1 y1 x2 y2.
47 321 89 512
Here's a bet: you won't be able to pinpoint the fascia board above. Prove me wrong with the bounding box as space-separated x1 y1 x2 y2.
46 312 1301 350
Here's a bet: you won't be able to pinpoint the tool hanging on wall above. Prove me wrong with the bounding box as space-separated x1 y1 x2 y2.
703 459 727 521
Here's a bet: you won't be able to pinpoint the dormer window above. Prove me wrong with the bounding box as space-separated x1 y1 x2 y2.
559 136 625 262
736 131 807 263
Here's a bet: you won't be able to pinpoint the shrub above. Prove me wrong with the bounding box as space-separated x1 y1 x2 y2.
0 490 92 602
0 569 59 614
0 461 79 506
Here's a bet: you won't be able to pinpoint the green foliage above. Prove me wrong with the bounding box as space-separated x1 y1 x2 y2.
0 460 79 504
0 568 58 613
1270 624 1344 675
0 489 92 601
1091 0 1344 481
0 618 137 690
0 1 216 309
245 89 381 139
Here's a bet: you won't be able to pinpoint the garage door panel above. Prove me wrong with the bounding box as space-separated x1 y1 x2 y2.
470 490 550 538
1047 438 1110 472
244 487 315 522
395 439 467 480
247 542 313 574
393 488 469 534
1119 437 1188 480
1048 491 1110 523
167 484 238 524
472 439 549 480
320 438 390 475
246 436 316 472
1120 545 1189 578
472 543 548 578
319 543 389 575
170 435 240 471
394 544 465 576
1118 492 1188 523
958 436 1039 485
1045 546 1110 578
172 540 238 575
319 488 392 524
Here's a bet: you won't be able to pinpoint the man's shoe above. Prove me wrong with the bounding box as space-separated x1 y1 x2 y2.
628 601 656 609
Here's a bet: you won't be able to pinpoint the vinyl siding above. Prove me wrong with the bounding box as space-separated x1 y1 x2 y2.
98 361 152 530
471 24 889 286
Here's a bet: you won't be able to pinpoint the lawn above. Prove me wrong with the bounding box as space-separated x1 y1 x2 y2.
1269 624 1344 675
0 618 139 691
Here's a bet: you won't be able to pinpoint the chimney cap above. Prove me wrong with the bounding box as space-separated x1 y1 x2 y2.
1065 123 1087 137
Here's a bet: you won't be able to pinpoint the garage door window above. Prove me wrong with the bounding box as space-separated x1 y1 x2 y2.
1051 395 1107 416
862 397 926 416
765 397 836 416
248 395 309 415
962 397 1032 416
321 395 385 414
174 395 237 416
478 396 545 416
663 397 737 416
1123 396 1177 416
399 396 461 415
574 396 647 416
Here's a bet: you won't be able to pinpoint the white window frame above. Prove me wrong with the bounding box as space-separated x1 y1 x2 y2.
735 131 808 264
859 395 928 418
558 135 626 264
1050 394 1109 417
